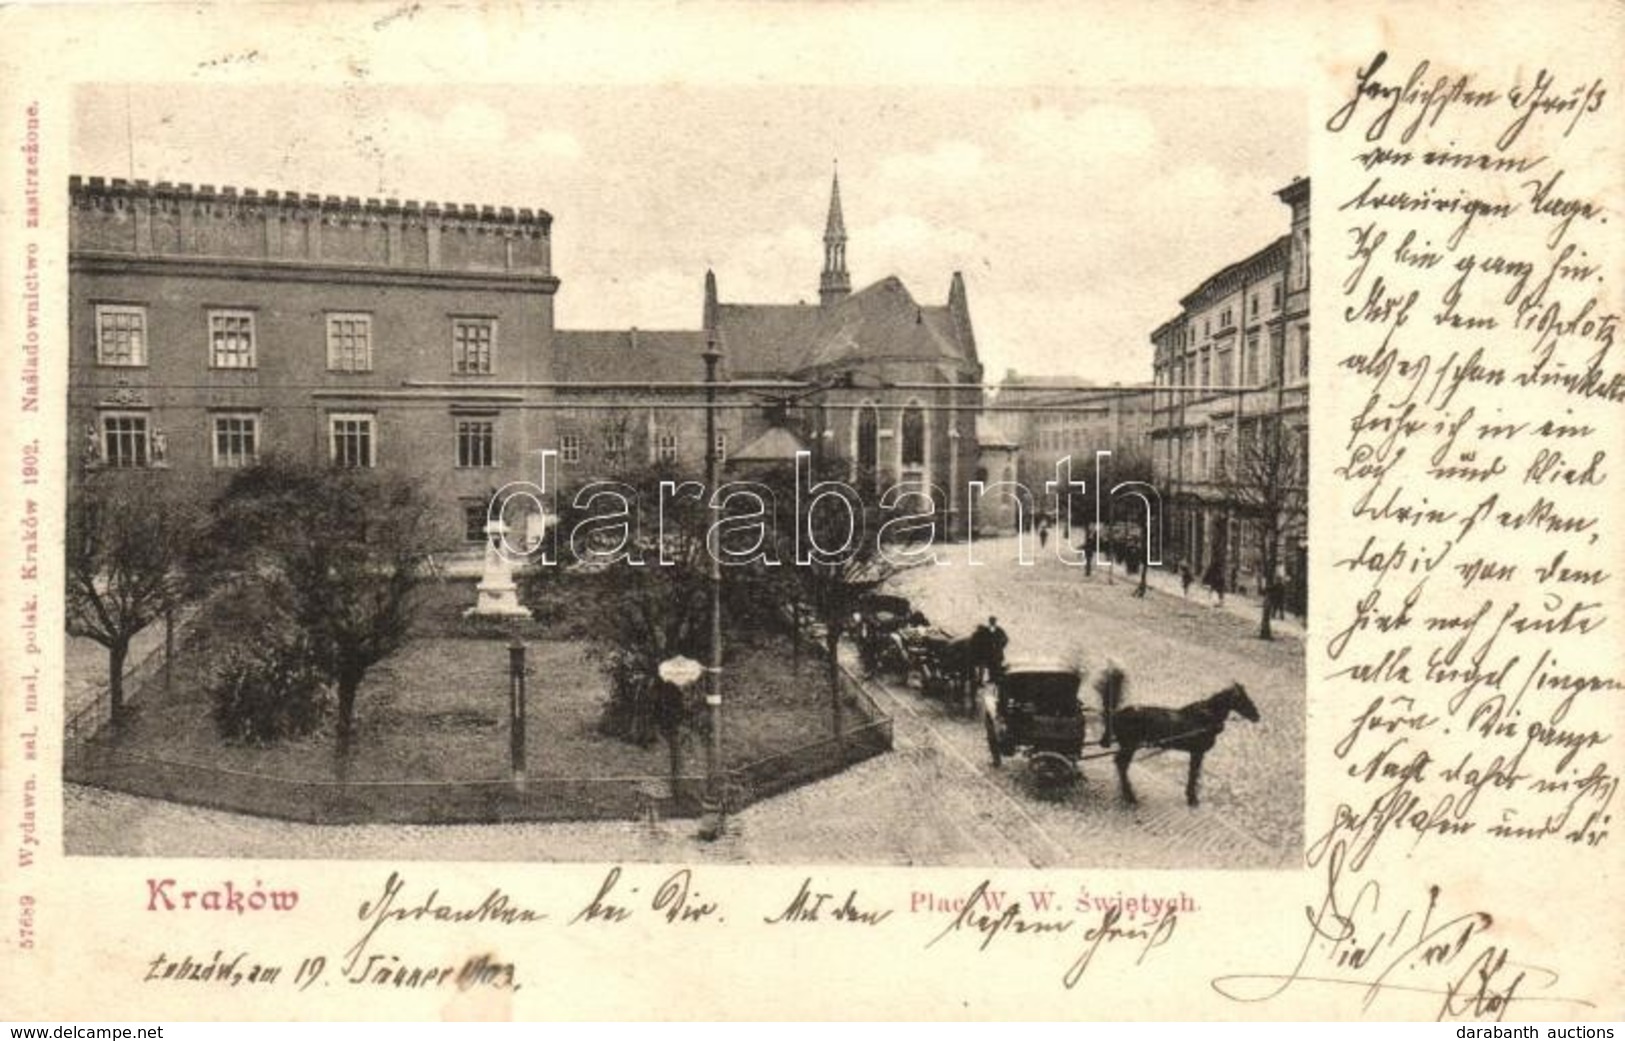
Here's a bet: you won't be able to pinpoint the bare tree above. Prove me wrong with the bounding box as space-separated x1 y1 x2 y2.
761 460 898 748
1224 416 1306 640
65 476 200 733
202 458 442 771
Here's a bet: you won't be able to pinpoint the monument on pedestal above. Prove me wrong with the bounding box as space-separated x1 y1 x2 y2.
465 519 533 619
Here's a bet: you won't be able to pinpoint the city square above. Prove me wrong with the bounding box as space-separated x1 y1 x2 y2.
63 85 1308 870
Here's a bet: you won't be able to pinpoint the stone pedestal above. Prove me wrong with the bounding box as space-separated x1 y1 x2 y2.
465 520 532 619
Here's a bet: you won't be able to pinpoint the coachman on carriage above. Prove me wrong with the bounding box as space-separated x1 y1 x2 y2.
982 661 1261 804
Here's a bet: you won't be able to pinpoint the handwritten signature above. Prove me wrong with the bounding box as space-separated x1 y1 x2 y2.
1211 843 1589 1019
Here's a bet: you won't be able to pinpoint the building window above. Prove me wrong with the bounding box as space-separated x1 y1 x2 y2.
326 313 372 372
95 305 147 366
856 405 879 474
1199 350 1211 389
1244 334 1260 385
457 419 496 468
1298 329 1311 380
209 310 256 369
900 404 925 468
604 432 627 465
464 501 489 543
452 318 495 375
560 434 582 465
1249 294 1259 318
1216 349 1233 388
330 414 375 468
212 413 259 469
1272 283 1283 310
101 413 149 468
655 431 678 464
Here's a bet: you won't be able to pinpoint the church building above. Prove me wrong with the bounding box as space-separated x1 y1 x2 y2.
703 171 985 535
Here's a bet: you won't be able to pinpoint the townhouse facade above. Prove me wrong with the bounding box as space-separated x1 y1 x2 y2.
1150 177 1310 612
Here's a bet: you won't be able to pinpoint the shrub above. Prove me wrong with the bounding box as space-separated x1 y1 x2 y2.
207 635 333 746
191 586 332 746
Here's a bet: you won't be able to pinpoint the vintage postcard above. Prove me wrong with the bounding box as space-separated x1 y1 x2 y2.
0 0 1621 1021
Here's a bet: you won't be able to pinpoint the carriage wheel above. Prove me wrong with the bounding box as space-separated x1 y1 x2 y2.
1030 752 1077 788
985 718 1003 767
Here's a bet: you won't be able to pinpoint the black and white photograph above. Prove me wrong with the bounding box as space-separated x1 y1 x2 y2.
5 0 1620 1025
62 82 1308 869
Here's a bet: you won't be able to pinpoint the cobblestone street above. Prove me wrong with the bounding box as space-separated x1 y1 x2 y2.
66 538 1303 868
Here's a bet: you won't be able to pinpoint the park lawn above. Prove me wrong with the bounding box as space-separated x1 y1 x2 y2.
111 580 851 784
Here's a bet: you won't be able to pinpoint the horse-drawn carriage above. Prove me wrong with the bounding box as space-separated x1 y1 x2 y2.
981 660 1098 785
982 661 1261 804
893 626 976 713
853 593 914 678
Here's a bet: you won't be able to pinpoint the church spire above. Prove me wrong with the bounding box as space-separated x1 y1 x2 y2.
819 165 850 308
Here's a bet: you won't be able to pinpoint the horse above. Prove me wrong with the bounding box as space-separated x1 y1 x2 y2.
1096 666 1259 807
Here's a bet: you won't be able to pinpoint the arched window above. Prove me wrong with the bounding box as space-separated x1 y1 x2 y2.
901 403 925 467
856 404 879 474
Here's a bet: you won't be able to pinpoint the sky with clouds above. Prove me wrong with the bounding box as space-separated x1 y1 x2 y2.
74 82 1302 383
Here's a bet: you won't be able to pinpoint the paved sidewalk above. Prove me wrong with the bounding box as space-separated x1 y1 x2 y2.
1096 554 1306 640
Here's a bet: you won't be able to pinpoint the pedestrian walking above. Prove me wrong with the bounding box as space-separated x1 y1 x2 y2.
1204 559 1225 607
968 622 993 685
1180 561 1193 598
985 616 1008 681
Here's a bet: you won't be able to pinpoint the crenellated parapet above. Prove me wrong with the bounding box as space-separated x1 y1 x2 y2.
69 175 553 275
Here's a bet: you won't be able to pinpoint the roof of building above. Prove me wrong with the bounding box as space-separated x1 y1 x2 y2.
715 275 975 377
730 425 810 463
552 329 711 384
712 303 824 376
1179 235 1290 311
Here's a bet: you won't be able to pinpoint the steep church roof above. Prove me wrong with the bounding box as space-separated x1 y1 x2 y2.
804 276 969 370
711 303 823 377
703 175 979 380
711 276 977 377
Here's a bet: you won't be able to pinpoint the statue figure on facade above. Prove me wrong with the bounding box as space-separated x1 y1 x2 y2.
150 427 168 466
84 425 101 466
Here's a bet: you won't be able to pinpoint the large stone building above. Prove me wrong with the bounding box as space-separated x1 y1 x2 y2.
68 170 982 542
1150 177 1309 612
992 372 1155 517
68 176 559 543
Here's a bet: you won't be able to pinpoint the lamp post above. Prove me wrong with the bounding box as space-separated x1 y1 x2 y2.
508 638 527 789
700 332 726 840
